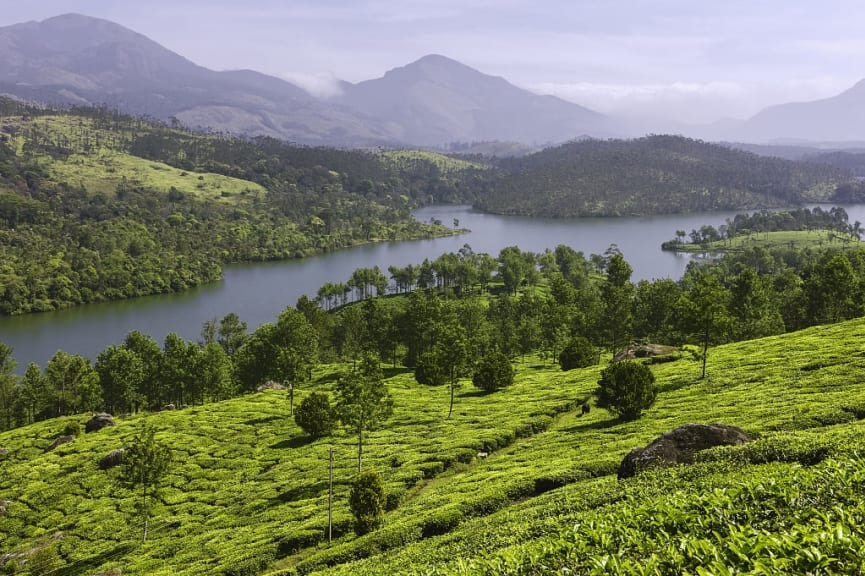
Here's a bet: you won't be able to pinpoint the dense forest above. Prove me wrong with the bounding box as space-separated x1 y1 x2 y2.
0 98 488 315
476 135 851 217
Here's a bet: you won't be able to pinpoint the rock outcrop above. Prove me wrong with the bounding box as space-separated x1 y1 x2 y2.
618 423 750 479
85 413 115 433
45 435 75 452
98 449 125 470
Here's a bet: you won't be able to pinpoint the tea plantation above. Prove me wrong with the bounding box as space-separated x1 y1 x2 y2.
4 317 865 575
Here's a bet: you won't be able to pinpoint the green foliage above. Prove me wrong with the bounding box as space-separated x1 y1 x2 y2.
0 103 465 316
336 354 394 472
294 392 337 438
472 351 515 391
414 352 448 386
117 423 173 542
558 337 597 371
477 135 848 217
61 420 81 438
595 360 656 421
349 470 386 536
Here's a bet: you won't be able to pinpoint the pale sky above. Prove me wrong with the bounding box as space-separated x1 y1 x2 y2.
2 0 864 123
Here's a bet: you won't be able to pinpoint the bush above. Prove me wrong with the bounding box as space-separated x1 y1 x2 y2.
559 337 597 371
62 421 81 437
414 352 447 386
595 360 656 421
472 351 515 391
294 392 337 438
349 470 386 535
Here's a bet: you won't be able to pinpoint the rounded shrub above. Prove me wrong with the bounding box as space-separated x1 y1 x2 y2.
559 336 597 371
414 351 447 386
595 360 656 421
294 392 337 438
349 470 386 535
62 420 82 438
472 351 515 391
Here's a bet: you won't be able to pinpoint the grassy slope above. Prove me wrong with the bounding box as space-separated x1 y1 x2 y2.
4 320 865 575
668 229 861 253
9 116 267 200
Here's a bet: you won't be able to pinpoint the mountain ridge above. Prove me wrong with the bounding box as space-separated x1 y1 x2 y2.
0 14 614 147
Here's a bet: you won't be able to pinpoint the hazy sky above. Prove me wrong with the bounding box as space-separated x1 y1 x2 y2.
2 0 865 123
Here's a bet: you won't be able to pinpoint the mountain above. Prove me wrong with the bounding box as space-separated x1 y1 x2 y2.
0 15 613 148
0 13 393 145
739 79 865 143
338 54 614 146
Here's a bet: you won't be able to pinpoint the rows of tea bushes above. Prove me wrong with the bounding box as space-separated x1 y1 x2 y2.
3 317 865 574
290 317 865 575
0 359 579 575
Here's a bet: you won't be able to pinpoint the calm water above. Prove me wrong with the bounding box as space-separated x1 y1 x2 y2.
3 204 864 370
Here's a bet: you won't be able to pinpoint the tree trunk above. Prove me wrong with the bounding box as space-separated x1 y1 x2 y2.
448 380 455 419
357 426 363 474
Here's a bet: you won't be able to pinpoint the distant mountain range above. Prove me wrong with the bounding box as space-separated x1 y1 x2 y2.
2 13 865 148
0 14 615 147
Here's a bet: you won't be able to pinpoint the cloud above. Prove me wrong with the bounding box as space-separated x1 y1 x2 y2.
278 72 345 98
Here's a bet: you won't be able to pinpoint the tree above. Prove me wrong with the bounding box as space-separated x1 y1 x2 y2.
217 312 248 355
336 353 394 473
675 268 732 378
595 361 656 421
96 345 145 414
123 331 163 409
294 392 337 438
600 251 634 352
558 336 597 371
414 352 448 387
118 423 172 542
0 344 18 430
45 351 101 417
196 342 235 402
472 351 514 392
348 470 386 535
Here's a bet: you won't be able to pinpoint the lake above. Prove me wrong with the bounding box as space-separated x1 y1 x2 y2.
3 204 864 370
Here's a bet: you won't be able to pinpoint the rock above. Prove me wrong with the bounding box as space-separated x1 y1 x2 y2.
98 449 125 470
45 435 75 452
85 413 115 433
614 342 678 362
0 499 10 516
618 423 750 479
0 447 8 457
162 403 176 411
93 568 122 576
256 381 287 392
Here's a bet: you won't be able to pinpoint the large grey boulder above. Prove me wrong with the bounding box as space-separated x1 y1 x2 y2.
618 423 750 479
85 413 115 433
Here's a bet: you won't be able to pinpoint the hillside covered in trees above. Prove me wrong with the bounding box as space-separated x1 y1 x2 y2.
476 135 850 217
0 98 488 315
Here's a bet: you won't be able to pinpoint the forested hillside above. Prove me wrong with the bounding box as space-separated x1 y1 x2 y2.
0 98 487 315
477 135 849 217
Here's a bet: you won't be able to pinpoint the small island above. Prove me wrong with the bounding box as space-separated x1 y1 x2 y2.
662 207 862 253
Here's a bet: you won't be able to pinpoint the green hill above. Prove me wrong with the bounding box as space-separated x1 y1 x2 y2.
476 135 849 217
4 318 865 575
0 99 486 315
